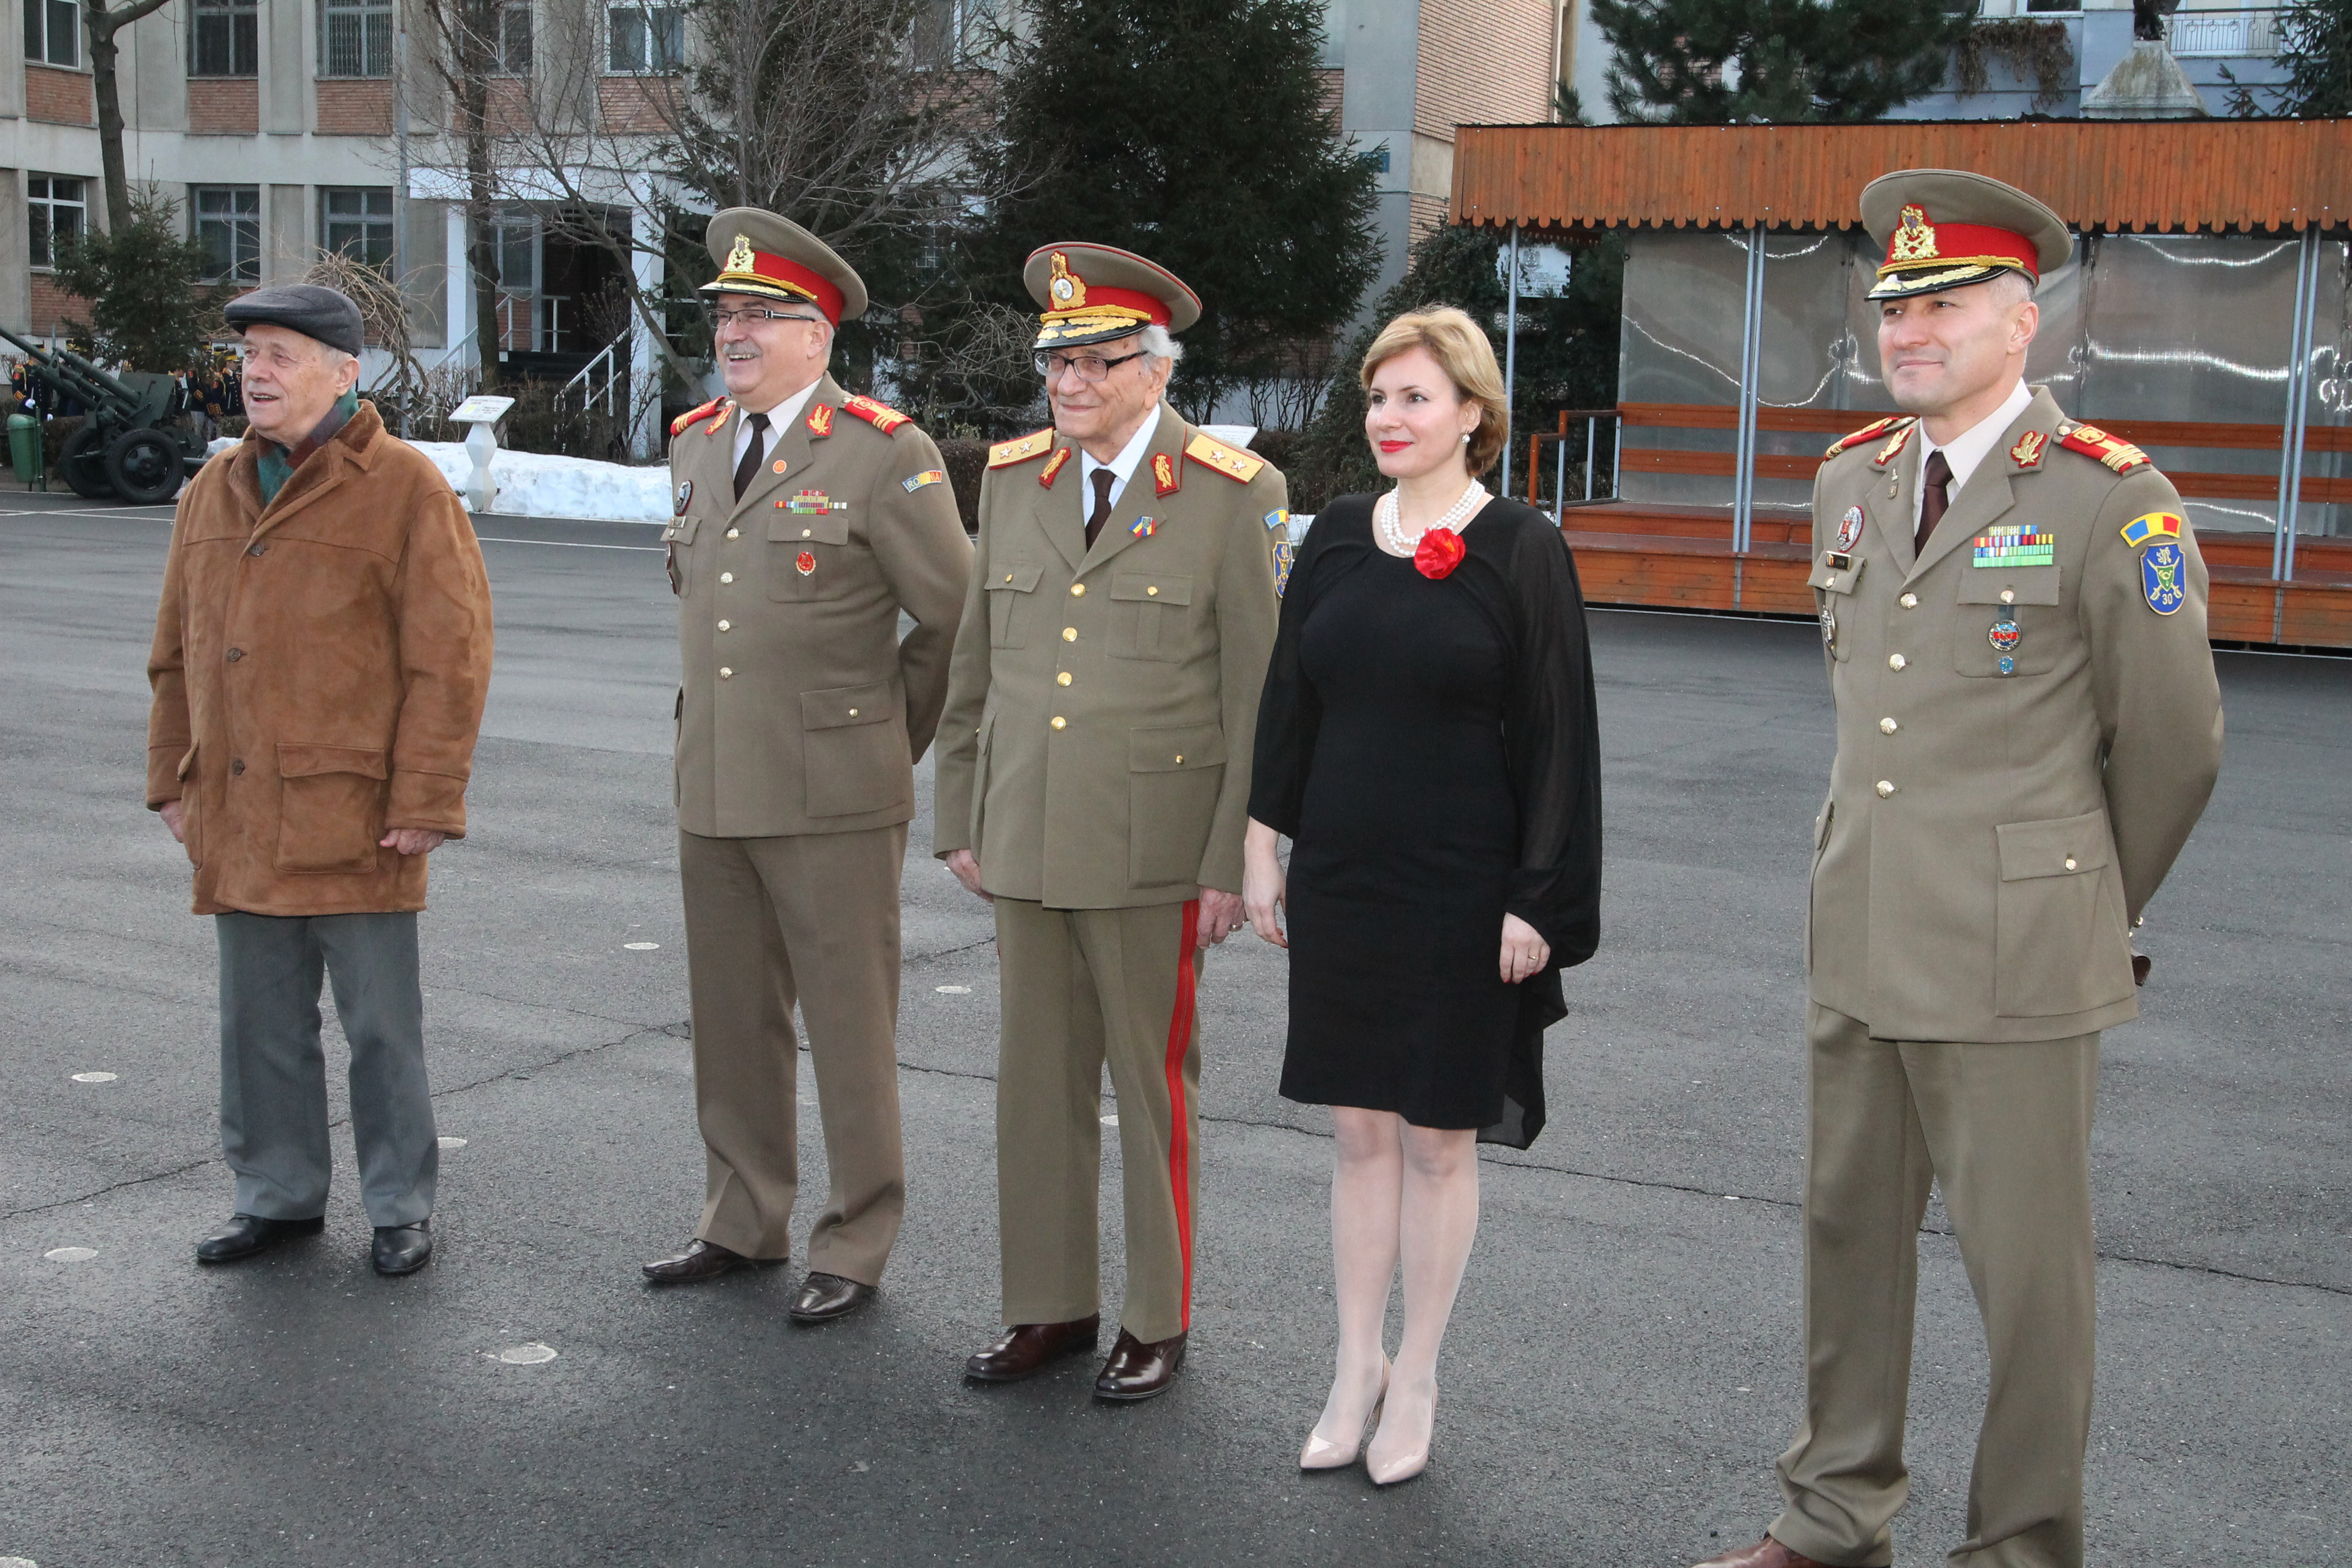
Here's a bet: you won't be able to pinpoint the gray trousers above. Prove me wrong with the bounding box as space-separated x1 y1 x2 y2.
216 911 438 1228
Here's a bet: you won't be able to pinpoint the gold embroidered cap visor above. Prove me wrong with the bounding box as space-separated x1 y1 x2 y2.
1022 242 1202 349
1859 169 2072 302
699 206 868 325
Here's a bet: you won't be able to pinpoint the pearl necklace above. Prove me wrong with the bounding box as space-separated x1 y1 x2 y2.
1375 480 1488 557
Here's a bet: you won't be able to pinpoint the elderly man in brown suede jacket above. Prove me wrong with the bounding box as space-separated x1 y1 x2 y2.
146 284 493 1277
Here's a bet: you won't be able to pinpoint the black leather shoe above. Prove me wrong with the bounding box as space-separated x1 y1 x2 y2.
1093 1329 1186 1402
789 1271 875 1323
195 1212 324 1264
963 1315 1102 1382
641 1237 771 1283
371 1220 432 1276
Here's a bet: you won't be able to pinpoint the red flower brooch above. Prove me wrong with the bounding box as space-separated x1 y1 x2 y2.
1413 527 1467 580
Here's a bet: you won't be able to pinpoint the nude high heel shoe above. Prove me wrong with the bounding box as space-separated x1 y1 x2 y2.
1299 1360 1390 1471
1364 1380 1434 1485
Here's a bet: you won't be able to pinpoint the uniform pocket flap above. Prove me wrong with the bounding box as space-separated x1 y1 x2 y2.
1997 810 2113 881
801 680 895 731
986 564 1043 594
1129 723 1226 773
661 515 699 545
1110 572 1194 606
768 511 851 547
276 743 390 780
1959 567 2061 606
1808 554 1863 595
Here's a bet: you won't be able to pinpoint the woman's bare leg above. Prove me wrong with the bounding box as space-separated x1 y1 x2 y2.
1368 1121 1479 1481
1304 1106 1401 1463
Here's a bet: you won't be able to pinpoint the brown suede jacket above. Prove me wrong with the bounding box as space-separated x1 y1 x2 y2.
145 399 494 916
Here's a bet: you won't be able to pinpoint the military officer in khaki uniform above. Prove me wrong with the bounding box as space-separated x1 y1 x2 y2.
640 209 972 1323
934 243 1286 1401
1701 172 2224 1568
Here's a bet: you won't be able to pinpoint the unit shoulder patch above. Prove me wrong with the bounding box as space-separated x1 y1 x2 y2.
2057 423 2152 476
1823 415 1913 460
671 397 727 437
1184 431 1266 483
988 428 1055 469
842 394 911 434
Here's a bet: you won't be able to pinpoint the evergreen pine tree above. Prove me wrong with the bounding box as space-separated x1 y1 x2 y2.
51 192 222 372
1591 0 1972 124
2273 0 2352 115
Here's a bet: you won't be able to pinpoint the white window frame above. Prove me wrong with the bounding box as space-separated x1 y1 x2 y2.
24 0 81 68
193 186 263 284
318 0 394 78
605 2 682 74
322 186 396 269
28 175 88 270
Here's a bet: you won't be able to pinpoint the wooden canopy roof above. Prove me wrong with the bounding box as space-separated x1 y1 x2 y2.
1450 119 2352 235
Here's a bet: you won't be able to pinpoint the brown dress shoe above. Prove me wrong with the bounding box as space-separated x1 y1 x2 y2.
1093 1328 1186 1402
963 1315 1102 1382
641 1238 767 1283
1691 1536 1835 1568
789 1271 875 1323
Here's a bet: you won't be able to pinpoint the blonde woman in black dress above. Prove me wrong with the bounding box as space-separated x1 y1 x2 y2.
1244 307 1602 1484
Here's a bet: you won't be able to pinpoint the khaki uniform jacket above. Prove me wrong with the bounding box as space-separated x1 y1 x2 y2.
932 404 1285 907
663 375 972 839
145 401 494 917
1806 385 2223 1043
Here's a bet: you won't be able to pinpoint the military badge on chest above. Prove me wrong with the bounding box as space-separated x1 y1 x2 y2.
1819 603 1837 647
1836 505 1865 551
674 480 693 516
1988 617 2022 675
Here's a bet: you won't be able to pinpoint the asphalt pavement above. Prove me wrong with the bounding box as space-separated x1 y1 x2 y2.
2 493 2345 1567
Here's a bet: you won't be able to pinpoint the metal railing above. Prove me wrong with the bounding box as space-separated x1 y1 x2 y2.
2167 7 2283 57
1522 409 1624 520
556 329 631 417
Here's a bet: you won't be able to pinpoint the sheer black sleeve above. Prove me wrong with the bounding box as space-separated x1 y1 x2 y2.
1249 497 1373 834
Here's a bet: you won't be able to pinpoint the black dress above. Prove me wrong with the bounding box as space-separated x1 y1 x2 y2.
1248 494 1602 1148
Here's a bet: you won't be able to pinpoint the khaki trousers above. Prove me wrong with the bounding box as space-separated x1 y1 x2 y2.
678 825 907 1284
993 895 1204 1346
1773 1003 2099 1568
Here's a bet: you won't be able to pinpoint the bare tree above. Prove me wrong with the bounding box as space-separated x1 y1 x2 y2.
402 0 513 388
78 0 176 231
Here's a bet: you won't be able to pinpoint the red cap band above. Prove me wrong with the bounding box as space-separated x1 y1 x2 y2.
731 252 847 325
1881 220 2040 280
1048 284 1170 326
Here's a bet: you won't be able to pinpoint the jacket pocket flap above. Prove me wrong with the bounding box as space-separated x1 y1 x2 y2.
276 742 390 780
1129 723 1226 773
1808 555 1863 595
769 511 851 547
661 515 699 545
1110 572 1194 606
801 680 895 731
1959 567 2061 607
986 564 1043 594
1997 810 2113 881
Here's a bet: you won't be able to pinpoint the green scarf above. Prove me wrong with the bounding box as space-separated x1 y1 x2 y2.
255 387 360 506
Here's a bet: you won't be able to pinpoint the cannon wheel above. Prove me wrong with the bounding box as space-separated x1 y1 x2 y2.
60 424 117 500
105 427 185 506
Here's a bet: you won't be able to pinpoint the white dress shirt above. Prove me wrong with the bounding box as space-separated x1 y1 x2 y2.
1912 378 2034 533
732 378 824 470
1078 404 1163 527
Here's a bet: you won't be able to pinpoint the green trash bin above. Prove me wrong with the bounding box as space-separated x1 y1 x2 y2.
8 412 42 488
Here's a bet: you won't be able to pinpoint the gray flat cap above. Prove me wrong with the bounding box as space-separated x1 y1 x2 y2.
222 284 365 357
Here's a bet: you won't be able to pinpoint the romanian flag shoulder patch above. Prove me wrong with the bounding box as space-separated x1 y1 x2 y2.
2120 511 2184 549
901 469 946 493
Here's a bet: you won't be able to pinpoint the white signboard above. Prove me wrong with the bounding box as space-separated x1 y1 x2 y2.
449 394 516 425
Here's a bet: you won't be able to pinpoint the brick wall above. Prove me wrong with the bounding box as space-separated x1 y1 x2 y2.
29 276 88 336
1414 0 1556 143
599 77 676 135
315 78 395 135
486 78 533 136
26 66 95 127
188 78 261 134
1317 66 1344 126
1409 192 1451 247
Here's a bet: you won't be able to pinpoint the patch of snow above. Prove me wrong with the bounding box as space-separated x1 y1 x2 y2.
405 442 671 523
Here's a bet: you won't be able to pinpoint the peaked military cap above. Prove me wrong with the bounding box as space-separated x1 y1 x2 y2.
1022 242 1201 349
701 206 868 325
1860 170 2073 302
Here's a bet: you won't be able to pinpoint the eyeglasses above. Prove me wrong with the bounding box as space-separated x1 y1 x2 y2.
708 306 824 329
1034 349 1147 384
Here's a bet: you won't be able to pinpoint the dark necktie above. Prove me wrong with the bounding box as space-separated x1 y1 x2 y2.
732 411 771 502
1084 466 1115 548
1916 448 1952 554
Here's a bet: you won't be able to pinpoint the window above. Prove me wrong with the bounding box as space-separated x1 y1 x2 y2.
191 0 258 75
194 187 262 283
496 206 538 293
606 3 681 72
28 177 86 269
322 187 395 268
24 0 79 67
319 0 393 77
494 1 533 73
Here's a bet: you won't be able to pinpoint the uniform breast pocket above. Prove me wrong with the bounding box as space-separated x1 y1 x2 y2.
1128 722 1225 887
1994 808 2134 1017
1109 572 1195 662
768 511 852 601
1808 554 1861 663
986 564 1043 647
1954 568 2062 677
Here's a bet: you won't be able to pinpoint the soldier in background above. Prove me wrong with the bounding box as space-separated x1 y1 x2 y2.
1699 171 2223 1568
934 243 1285 1402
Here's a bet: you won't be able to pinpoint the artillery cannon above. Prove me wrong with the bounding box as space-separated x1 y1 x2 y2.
0 325 208 504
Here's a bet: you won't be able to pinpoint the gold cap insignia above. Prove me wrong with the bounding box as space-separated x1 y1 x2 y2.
725 234 756 275
1047 252 1086 312
1890 205 1939 264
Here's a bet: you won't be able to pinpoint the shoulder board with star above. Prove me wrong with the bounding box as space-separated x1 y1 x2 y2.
1822 415 1913 460
842 394 911 434
2056 423 2152 476
1184 431 1265 483
988 428 1055 469
671 397 727 437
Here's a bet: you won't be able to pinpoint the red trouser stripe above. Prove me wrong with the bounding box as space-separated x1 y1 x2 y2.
1164 899 1200 1330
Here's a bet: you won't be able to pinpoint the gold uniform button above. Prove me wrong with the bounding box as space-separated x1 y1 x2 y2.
1887 653 1907 671
1174 754 1184 765
726 527 739 539
717 619 731 631
802 529 813 538
1146 585 1159 596
720 571 734 585
1062 627 1077 641
1051 716 1066 730
1056 671 1071 686
719 667 733 679
1879 717 1898 734
2001 589 2016 605
2064 856 2078 870
1004 573 1014 582
1070 583 1086 596
1875 780 1895 798
847 707 858 717
1899 593 1918 609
